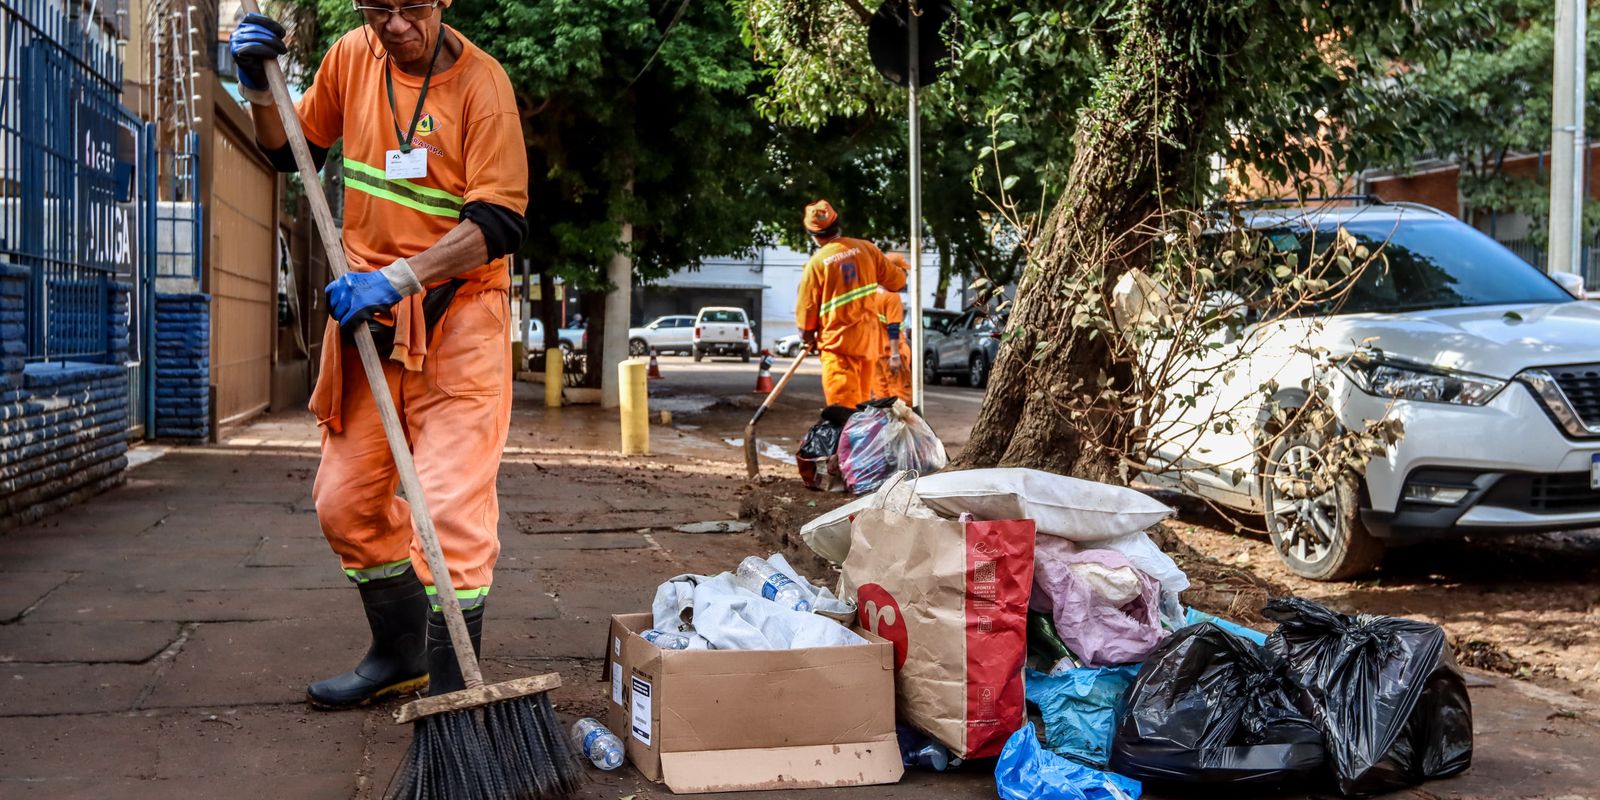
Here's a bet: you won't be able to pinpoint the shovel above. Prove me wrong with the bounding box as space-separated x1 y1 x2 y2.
744 350 810 479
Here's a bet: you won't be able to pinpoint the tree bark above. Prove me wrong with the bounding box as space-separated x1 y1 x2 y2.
538 266 559 352
935 235 953 309
954 2 1217 481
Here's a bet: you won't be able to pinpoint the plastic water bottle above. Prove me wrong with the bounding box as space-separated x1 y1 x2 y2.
734 556 813 612
570 718 625 770
641 628 691 650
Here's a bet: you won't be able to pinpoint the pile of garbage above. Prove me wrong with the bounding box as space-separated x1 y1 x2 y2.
797 399 947 494
804 467 1474 798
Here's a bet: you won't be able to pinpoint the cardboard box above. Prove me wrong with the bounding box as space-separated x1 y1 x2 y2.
602 612 903 794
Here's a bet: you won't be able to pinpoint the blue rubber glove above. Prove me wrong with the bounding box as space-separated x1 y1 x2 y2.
230 14 287 97
326 260 422 332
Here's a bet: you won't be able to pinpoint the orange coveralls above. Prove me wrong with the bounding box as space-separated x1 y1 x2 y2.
872 291 913 404
796 237 904 407
299 27 529 609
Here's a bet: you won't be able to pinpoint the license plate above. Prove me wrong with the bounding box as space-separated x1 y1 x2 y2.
1591 454 1600 490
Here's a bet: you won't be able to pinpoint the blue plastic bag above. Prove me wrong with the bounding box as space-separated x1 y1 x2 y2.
1025 666 1140 767
1183 607 1267 645
996 723 1142 800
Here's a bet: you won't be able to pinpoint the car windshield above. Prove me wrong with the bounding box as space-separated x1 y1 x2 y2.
700 310 745 323
1282 219 1573 315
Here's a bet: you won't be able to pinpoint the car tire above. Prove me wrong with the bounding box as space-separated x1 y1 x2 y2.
628 338 648 357
741 349 752 363
693 347 704 362
969 353 990 389
1261 425 1385 581
924 352 939 386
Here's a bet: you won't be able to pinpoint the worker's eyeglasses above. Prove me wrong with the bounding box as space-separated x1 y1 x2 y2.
351 1 438 25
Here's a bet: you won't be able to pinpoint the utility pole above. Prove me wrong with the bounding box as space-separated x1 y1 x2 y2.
907 2 924 412
1547 0 1587 276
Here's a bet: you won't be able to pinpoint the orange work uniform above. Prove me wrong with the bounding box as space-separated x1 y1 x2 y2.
299 27 529 609
796 237 899 407
872 291 913 404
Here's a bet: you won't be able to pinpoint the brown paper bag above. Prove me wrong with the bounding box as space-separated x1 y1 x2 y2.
839 485 1035 760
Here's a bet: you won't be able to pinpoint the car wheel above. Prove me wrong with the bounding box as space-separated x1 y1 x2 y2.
741 349 752 363
628 338 648 357
693 347 704 362
969 353 989 389
559 341 573 354
1262 425 1385 581
924 352 939 385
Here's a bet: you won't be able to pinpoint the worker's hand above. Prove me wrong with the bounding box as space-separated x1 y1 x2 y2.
231 14 287 105
801 328 819 354
888 353 903 374
325 259 422 331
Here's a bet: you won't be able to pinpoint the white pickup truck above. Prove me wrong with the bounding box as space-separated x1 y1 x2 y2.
692 307 755 362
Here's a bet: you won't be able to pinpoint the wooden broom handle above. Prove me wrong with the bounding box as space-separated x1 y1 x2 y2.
242 1 485 689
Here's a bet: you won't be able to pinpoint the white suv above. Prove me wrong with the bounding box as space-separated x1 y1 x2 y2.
1143 202 1599 580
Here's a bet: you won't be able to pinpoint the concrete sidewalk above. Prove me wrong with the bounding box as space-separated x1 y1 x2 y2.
1 387 1597 798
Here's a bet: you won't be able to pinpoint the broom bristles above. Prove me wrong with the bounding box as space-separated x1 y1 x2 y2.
484 693 584 799
387 693 581 800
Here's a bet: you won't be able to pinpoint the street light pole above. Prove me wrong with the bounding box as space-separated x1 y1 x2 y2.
907 2 925 412
1547 0 1587 276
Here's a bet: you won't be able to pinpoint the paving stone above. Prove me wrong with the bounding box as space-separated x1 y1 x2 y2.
494 616 607 660
0 662 156 715
25 586 353 623
73 558 347 593
503 532 650 552
243 533 344 568
0 774 355 799
0 714 159 779
0 572 71 622
0 621 177 663
141 617 367 709
151 705 368 779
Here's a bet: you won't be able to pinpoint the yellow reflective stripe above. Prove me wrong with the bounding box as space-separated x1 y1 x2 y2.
345 171 460 219
343 559 413 583
822 283 879 313
342 157 464 207
424 585 491 610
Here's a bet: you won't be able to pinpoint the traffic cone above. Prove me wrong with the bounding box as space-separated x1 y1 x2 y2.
753 350 775 393
647 349 664 380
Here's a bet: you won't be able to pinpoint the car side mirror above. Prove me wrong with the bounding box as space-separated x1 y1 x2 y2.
1552 271 1586 300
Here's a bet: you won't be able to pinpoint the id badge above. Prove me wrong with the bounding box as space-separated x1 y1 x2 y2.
384 148 427 179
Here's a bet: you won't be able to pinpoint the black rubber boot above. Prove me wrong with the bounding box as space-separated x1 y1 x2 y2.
426 604 485 696
306 571 429 710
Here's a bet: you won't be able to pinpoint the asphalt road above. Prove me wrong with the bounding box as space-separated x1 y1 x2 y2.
641 353 983 460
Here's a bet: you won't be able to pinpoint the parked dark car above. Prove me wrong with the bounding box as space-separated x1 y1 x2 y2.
923 307 1005 388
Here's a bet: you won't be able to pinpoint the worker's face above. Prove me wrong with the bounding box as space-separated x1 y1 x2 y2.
361 0 441 65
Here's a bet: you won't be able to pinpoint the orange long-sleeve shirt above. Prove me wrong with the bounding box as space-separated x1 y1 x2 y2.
796 236 891 357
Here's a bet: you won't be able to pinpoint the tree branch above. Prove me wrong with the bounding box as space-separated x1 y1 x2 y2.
837 0 872 26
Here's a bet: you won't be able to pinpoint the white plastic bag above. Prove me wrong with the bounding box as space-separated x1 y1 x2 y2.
801 468 1173 565
837 401 948 494
649 554 864 650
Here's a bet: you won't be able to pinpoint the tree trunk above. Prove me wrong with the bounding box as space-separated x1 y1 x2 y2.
934 235 953 309
538 267 559 352
954 2 1217 482
580 288 606 389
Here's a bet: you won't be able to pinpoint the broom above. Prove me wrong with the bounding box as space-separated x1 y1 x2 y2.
241 4 583 797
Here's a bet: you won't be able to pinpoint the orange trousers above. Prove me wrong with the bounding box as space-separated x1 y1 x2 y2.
312 289 511 609
820 350 874 407
873 339 912 404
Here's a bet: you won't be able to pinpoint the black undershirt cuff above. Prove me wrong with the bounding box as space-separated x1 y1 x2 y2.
261 141 328 173
461 201 528 260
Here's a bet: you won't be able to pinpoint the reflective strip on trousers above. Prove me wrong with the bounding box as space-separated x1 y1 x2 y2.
341 157 464 218
821 283 879 314
343 559 413 584
424 584 490 611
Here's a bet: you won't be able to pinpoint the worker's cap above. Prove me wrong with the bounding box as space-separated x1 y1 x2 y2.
804 200 840 236
882 252 909 292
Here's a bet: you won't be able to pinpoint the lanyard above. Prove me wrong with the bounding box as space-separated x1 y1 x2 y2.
384 30 447 153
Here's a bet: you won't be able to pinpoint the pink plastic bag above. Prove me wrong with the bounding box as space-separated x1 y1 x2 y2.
1031 537 1165 666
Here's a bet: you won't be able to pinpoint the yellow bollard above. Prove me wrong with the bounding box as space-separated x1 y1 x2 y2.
544 349 563 408
619 358 650 455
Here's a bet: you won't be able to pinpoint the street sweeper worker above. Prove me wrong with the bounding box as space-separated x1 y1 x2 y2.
872 253 913 404
231 0 529 709
794 200 906 407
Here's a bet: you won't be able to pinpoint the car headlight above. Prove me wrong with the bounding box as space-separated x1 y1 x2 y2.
1340 360 1504 406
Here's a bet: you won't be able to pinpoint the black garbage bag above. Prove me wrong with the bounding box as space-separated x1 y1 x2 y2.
1109 622 1325 788
796 407 852 490
1263 597 1473 797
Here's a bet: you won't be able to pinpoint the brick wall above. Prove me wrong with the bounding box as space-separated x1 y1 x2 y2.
0 265 132 530
153 293 210 441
